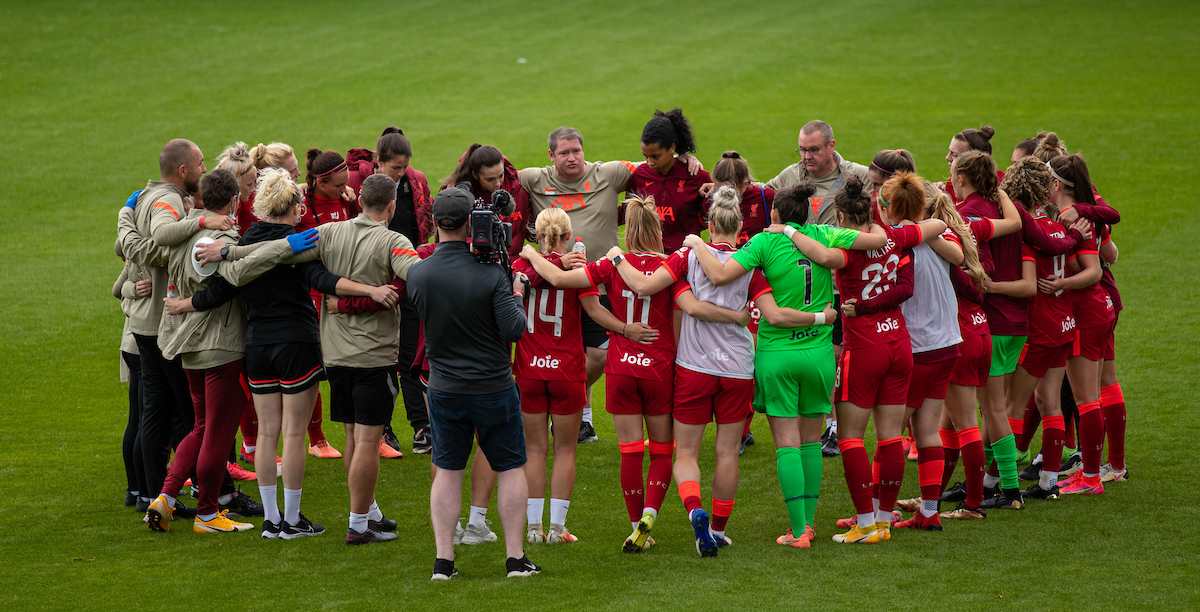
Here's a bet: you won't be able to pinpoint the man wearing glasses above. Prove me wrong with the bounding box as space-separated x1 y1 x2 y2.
762 120 870 226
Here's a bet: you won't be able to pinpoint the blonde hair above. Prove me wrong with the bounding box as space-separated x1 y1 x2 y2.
624 195 664 255
535 208 572 253
216 142 255 177
253 167 302 219
707 185 743 237
250 142 295 170
923 182 989 285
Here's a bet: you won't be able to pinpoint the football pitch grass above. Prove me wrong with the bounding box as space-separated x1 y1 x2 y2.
2 0 1198 609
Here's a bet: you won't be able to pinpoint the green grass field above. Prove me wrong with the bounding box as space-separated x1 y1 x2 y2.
2 0 1199 609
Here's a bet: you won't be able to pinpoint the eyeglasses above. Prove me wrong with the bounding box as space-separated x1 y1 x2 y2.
795 144 827 158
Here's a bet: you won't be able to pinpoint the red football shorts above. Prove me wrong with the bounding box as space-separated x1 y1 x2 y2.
672 366 754 425
1072 323 1109 361
1102 314 1117 361
950 332 992 388
517 378 586 416
605 373 673 416
835 339 913 409
906 357 955 409
1018 342 1072 378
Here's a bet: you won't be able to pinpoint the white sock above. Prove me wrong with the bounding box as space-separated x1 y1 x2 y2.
640 507 658 521
632 521 639 531
217 493 232 505
710 527 725 539
984 473 1000 488
1083 471 1099 478
243 443 256 454
349 511 368 533
857 512 875 527
1033 452 1043 465
872 497 880 513
1039 470 1057 489
920 498 938 518
198 512 218 522
875 509 891 524
162 494 177 508
469 505 487 528
829 420 838 434
549 498 570 526
582 406 593 425
527 498 544 525
367 500 383 522
284 488 302 525
259 484 280 524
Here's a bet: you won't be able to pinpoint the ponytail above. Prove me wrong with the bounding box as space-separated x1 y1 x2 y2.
640 107 696 155
924 182 989 285
624 195 665 255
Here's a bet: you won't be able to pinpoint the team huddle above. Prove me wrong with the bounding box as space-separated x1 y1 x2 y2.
112 109 1129 576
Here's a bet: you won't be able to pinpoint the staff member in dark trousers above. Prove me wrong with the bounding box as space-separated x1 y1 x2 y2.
408 187 540 581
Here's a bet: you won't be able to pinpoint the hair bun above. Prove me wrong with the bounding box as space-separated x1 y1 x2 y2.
842 175 864 199
712 185 739 209
721 150 740 159
979 125 995 141
306 148 321 162
381 126 404 136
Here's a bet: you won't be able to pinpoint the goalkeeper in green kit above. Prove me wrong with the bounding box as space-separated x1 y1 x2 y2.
686 181 886 548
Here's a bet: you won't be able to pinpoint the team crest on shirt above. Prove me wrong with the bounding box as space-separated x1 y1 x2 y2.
750 203 759 217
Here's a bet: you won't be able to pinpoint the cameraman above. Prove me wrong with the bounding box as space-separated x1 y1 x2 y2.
407 187 540 580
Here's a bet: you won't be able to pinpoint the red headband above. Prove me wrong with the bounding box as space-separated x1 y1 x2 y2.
315 160 347 180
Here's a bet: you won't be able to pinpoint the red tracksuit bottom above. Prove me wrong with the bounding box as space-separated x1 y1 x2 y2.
161 359 247 516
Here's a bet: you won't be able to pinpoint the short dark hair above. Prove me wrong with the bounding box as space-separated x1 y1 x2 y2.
159 138 196 179
198 168 239 211
361 173 396 211
548 126 583 152
800 120 834 144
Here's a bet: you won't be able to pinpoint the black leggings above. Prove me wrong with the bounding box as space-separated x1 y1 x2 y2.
122 351 144 494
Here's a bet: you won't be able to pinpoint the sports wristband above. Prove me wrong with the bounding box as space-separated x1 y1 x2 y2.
199 216 205 229
783 225 797 239
814 312 826 326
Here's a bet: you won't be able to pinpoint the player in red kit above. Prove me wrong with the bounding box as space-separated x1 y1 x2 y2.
614 186 820 555
936 182 1025 520
521 195 745 553
513 208 646 545
629 108 712 253
1039 154 1113 495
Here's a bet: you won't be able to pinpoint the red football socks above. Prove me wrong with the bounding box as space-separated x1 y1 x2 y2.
839 438 874 516
958 426 985 508
1040 415 1066 480
711 498 734 532
645 441 674 513
916 446 945 503
1016 397 1041 453
678 480 702 514
876 437 905 512
939 428 960 489
1101 383 1127 471
619 441 645 522
1077 401 1104 476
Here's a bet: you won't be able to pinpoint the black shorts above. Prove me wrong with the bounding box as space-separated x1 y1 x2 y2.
326 366 397 426
427 384 526 472
580 294 612 349
832 293 843 347
245 342 325 395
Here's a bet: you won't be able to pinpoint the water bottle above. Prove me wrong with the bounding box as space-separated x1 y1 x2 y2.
571 237 586 254
167 284 182 327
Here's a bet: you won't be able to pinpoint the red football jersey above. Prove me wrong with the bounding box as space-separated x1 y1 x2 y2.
834 224 920 349
585 254 687 382
627 162 712 253
296 193 359 232
1067 236 1115 330
1024 215 1076 347
512 254 597 382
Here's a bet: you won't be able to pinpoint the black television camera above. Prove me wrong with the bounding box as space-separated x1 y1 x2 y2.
457 182 514 273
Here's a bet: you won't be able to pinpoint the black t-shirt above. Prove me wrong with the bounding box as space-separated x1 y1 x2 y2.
388 174 419 245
